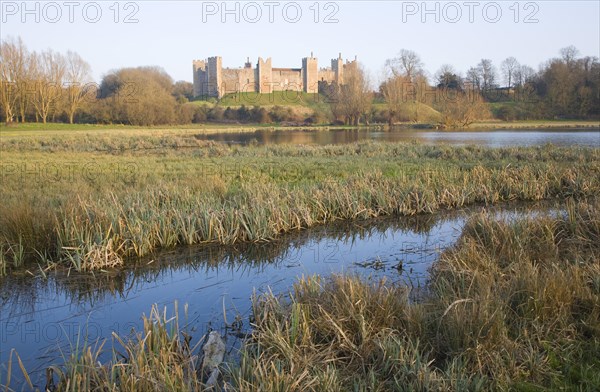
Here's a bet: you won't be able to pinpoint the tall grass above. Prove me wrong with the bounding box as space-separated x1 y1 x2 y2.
232 198 600 390
4 303 208 392
4 199 598 390
1 140 599 274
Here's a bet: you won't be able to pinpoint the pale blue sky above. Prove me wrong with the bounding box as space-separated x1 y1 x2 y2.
2 1 599 85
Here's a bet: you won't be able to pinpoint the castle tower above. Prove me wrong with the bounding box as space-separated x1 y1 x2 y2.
332 53 344 85
207 56 223 98
192 60 207 98
302 52 318 93
257 57 273 94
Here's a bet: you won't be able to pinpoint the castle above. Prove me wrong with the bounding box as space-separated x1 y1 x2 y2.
192 53 357 98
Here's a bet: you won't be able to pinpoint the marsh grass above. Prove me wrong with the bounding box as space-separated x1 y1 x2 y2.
35 303 207 392
4 200 598 391
232 199 600 391
1 140 599 274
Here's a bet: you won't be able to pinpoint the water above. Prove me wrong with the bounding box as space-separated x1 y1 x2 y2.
195 128 600 147
0 202 560 387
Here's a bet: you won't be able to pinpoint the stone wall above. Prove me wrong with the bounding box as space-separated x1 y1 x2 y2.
272 68 303 91
193 54 356 98
318 68 336 84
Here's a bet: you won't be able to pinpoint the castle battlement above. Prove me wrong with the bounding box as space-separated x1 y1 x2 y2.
192 54 356 98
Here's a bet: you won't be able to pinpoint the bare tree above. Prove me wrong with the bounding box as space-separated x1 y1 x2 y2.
436 88 489 128
466 67 481 91
386 49 424 81
331 63 372 125
172 81 194 103
560 45 579 66
30 49 66 123
380 74 408 125
382 49 428 122
513 64 535 88
0 39 20 122
64 51 92 124
478 59 497 92
409 73 431 122
0 37 33 123
501 57 519 90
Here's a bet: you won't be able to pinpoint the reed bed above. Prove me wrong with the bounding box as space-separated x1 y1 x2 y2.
1 140 599 274
5 198 597 391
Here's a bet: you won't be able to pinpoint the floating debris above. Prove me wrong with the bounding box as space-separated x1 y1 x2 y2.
201 331 225 388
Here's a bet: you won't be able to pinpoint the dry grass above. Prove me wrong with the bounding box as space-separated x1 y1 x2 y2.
232 198 600 391
4 199 598 391
8 303 209 392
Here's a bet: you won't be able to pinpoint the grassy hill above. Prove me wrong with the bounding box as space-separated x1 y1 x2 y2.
190 92 333 122
191 93 442 124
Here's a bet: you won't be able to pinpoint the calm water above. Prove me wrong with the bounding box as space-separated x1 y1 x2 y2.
196 128 600 147
0 203 560 388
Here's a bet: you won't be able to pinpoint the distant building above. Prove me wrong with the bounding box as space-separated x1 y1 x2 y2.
192 53 357 98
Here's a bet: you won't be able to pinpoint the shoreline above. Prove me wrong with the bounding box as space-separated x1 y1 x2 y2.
1 120 598 138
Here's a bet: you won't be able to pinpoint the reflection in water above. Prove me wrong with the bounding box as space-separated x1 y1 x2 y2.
196 128 600 147
0 202 559 386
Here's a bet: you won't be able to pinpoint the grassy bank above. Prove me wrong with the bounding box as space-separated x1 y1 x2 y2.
6 199 598 390
1 136 599 275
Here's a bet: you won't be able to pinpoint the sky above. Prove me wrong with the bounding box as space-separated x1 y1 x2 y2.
2 0 599 85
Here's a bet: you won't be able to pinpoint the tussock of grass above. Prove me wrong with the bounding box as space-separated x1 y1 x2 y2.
233 199 600 391
47 303 206 391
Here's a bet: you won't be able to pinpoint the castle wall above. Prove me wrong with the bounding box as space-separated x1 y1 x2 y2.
192 55 355 98
238 67 256 93
221 69 239 95
272 68 303 91
318 69 336 84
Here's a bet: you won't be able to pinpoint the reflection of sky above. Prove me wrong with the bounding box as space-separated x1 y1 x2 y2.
419 130 600 147
199 129 600 148
0 203 561 386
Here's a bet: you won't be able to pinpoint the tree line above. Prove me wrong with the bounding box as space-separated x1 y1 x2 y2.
1 36 598 127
